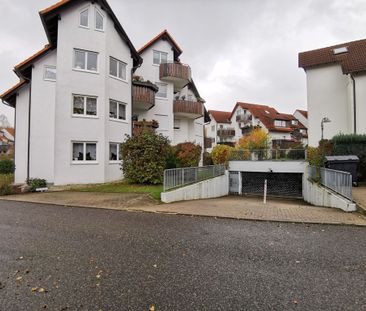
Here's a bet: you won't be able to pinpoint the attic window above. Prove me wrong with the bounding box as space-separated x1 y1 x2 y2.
292 120 298 125
80 9 89 28
333 47 348 55
265 110 270 114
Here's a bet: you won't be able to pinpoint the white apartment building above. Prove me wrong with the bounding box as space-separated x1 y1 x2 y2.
0 0 206 185
134 30 205 146
299 39 366 146
230 102 308 148
205 110 235 151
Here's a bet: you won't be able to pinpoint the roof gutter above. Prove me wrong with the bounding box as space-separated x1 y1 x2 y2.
351 74 357 134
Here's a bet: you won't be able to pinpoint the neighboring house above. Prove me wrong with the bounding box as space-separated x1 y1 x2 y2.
205 110 234 151
0 128 15 154
230 102 308 148
299 38 366 146
134 30 206 147
293 110 308 128
0 0 143 185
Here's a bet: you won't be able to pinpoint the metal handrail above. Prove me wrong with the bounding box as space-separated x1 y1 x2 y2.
229 149 307 161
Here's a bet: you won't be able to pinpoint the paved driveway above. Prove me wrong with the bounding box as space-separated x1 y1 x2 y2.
2 192 366 226
0 200 366 310
353 186 366 212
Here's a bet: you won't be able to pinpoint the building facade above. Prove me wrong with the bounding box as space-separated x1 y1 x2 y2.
0 0 205 185
299 39 366 146
205 110 235 151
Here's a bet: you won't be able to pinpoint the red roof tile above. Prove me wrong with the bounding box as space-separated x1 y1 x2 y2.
208 110 231 124
299 38 366 74
0 80 28 100
14 45 53 70
138 30 183 58
39 0 71 14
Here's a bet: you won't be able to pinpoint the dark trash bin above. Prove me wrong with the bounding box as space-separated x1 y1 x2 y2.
324 155 359 186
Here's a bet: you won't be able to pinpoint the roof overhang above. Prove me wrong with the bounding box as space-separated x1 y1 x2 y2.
0 80 28 108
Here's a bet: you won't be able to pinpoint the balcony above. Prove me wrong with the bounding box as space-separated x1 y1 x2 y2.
133 120 159 136
204 137 215 149
160 62 191 91
217 128 236 138
132 81 158 111
173 100 203 119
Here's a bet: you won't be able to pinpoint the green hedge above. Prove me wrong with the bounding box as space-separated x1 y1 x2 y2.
0 159 15 174
331 134 366 181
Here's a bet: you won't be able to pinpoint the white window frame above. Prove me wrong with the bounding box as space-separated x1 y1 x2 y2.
72 94 98 118
73 49 99 73
79 7 90 28
44 65 57 82
109 57 127 82
72 141 98 164
109 99 127 122
291 120 299 125
174 119 181 130
153 50 168 65
156 82 168 99
109 142 122 163
274 120 287 127
95 8 105 32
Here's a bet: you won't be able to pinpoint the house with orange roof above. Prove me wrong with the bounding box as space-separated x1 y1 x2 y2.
230 102 308 148
299 38 366 146
205 110 235 151
134 30 206 147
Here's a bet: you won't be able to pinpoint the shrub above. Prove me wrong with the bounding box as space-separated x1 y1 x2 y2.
121 131 170 184
27 178 47 192
331 134 366 181
0 159 15 174
0 174 13 195
175 142 202 168
237 128 270 150
165 145 178 169
211 145 234 165
203 152 213 166
307 140 333 167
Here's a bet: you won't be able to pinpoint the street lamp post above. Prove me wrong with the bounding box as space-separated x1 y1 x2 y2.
321 117 331 141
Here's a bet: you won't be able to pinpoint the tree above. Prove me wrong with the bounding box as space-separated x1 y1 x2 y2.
211 145 234 165
120 131 170 184
175 142 202 167
237 128 270 150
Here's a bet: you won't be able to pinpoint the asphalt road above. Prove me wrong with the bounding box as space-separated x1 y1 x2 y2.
0 201 365 311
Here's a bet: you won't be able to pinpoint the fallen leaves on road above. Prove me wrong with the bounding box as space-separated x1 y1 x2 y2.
149 305 156 311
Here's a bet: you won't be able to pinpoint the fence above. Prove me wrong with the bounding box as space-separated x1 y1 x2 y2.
308 166 352 200
163 165 226 191
229 149 307 161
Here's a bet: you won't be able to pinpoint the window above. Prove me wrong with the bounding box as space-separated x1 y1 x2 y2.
156 83 167 98
80 8 89 28
44 66 56 81
73 95 97 117
211 125 215 132
109 143 121 162
95 9 104 31
236 109 242 115
109 100 126 121
153 50 168 65
109 57 127 80
291 120 299 125
174 119 181 130
300 129 307 134
72 142 97 163
74 49 98 72
274 120 287 127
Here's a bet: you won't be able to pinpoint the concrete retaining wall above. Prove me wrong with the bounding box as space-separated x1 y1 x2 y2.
161 172 229 203
303 174 356 212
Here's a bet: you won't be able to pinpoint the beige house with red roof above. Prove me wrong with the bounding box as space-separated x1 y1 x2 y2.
230 102 308 148
206 110 235 151
299 38 366 146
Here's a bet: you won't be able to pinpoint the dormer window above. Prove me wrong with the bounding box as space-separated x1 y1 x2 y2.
333 47 348 55
80 8 89 28
274 120 287 127
95 9 104 31
291 120 299 125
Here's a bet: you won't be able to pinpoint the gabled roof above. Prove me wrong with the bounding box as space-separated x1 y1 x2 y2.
39 0 142 66
138 30 183 61
232 102 306 133
208 110 231 124
0 80 28 107
295 109 308 119
299 38 366 74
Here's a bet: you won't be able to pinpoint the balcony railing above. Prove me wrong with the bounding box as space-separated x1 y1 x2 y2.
217 128 235 137
229 149 307 161
160 62 191 90
132 81 158 111
133 120 159 136
204 137 215 149
174 100 203 118
236 114 252 123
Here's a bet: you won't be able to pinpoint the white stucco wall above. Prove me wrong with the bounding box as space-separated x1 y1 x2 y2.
354 74 366 134
294 110 308 128
229 160 306 173
14 85 30 184
306 64 352 146
29 51 57 182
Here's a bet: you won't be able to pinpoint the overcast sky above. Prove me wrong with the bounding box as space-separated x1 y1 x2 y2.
1 0 365 125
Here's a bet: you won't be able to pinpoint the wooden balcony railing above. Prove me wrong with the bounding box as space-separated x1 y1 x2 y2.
132 120 159 136
236 114 252 123
173 100 203 118
160 62 191 82
132 81 158 111
204 137 215 149
217 128 236 137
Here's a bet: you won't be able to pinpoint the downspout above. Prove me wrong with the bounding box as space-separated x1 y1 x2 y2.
131 62 142 136
27 78 32 181
351 74 357 134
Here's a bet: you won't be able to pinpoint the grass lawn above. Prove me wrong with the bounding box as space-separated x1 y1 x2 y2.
70 181 163 201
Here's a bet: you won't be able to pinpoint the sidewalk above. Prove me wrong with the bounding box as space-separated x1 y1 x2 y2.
353 186 366 213
1 192 366 226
